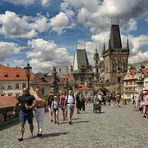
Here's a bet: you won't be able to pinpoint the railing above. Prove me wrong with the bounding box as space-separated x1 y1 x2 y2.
0 106 18 128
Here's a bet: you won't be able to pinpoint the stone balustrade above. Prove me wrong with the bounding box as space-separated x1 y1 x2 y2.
0 106 18 127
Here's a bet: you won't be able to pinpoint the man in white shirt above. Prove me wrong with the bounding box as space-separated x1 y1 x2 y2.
65 90 75 124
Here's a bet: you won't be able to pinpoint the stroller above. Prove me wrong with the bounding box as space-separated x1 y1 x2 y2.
93 99 101 113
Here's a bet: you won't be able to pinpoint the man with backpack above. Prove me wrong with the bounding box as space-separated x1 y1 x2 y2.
65 90 75 124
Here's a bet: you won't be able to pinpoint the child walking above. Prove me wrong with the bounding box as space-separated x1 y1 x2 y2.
52 96 60 124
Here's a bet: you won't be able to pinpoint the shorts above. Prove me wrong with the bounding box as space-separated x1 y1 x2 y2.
67 104 74 112
19 111 33 124
53 108 59 112
48 105 51 108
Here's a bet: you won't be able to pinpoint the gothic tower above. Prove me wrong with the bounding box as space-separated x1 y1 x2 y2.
72 47 94 84
103 24 130 84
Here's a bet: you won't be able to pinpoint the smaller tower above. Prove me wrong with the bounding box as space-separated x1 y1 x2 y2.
93 49 100 81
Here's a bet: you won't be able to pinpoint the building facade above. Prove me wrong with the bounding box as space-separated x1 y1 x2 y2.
0 64 34 97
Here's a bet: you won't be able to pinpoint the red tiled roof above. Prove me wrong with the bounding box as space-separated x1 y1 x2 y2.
130 68 136 77
77 84 94 90
0 96 18 106
66 73 73 81
142 68 148 77
0 64 34 81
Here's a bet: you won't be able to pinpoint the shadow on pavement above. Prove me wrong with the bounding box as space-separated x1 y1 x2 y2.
93 111 105 114
73 120 90 124
42 132 70 138
23 132 70 141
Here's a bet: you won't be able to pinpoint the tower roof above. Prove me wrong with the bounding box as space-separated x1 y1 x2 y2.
109 24 122 49
73 48 89 71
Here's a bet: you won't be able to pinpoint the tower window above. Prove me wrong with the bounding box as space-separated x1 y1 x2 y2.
117 77 121 83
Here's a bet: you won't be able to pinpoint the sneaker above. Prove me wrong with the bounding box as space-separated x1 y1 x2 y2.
38 134 42 137
143 115 146 118
69 121 72 125
51 119 53 122
18 137 23 141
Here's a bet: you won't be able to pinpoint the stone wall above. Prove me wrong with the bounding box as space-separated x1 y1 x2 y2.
0 106 18 127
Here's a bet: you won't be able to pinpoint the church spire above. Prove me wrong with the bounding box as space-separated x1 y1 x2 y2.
109 24 122 49
127 38 129 49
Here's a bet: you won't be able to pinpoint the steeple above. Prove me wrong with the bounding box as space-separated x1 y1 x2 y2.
126 38 129 49
103 42 106 53
109 24 122 49
94 49 99 61
73 46 89 71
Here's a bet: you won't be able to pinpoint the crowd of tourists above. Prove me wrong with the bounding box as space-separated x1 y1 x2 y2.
13 86 146 142
13 87 90 141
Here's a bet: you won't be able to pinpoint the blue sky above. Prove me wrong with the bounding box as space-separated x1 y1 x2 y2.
0 0 148 72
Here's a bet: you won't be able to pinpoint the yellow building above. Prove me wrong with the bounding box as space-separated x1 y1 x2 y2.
123 67 137 101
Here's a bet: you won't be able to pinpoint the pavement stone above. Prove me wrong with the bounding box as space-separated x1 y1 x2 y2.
0 104 148 148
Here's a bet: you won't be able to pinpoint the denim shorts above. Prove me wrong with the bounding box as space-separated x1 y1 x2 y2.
19 111 33 124
53 108 59 112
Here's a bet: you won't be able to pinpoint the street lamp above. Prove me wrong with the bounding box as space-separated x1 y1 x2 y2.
24 63 32 90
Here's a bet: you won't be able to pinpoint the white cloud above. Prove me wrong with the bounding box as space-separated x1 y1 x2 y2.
129 51 148 64
0 11 51 39
0 11 71 38
0 11 37 38
127 18 137 33
128 34 148 55
27 38 72 72
6 0 34 6
50 12 69 34
0 42 22 62
40 0 51 6
61 0 148 35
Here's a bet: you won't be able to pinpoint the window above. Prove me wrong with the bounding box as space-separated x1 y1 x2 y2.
7 92 13 96
89 77 91 81
16 73 20 77
106 67 108 73
22 83 26 88
81 77 84 83
8 83 12 89
4 73 8 77
15 93 20 97
0 83 4 89
15 83 19 89
41 88 44 95
117 77 121 83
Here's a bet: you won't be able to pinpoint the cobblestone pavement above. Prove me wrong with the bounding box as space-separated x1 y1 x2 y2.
0 104 148 148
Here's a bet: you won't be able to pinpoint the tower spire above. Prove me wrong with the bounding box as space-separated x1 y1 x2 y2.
127 37 129 49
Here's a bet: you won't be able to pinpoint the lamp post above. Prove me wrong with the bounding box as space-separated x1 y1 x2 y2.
24 63 32 90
